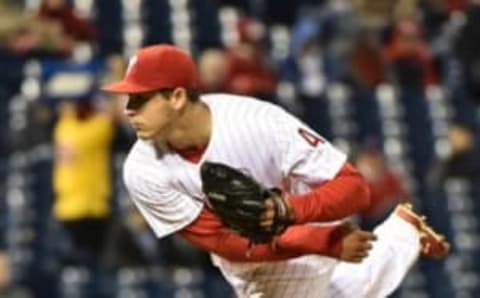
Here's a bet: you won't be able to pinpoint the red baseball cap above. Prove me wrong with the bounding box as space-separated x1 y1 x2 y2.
102 44 197 94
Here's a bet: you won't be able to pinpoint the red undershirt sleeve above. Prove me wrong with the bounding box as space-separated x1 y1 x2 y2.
178 207 345 262
289 162 371 224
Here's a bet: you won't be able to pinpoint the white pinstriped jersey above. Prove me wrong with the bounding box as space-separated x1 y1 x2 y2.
123 94 347 293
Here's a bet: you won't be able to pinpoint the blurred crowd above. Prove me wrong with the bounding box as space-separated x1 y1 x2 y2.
1 0 480 297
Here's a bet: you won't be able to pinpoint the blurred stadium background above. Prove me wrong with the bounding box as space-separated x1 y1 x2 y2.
1 0 480 297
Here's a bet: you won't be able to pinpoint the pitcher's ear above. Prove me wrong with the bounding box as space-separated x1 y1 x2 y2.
169 87 188 110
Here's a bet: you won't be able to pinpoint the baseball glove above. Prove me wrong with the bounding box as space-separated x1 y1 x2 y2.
200 161 293 244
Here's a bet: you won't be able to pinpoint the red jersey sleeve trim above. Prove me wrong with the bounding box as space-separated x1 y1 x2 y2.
289 162 371 224
178 207 345 262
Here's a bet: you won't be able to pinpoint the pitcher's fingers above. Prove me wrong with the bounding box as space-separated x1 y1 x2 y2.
350 256 364 263
356 242 373 252
355 251 369 260
358 231 378 241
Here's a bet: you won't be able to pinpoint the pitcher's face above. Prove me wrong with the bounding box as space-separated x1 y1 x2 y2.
124 91 180 141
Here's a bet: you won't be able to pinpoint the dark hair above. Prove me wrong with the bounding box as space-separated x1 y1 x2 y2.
158 88 200 102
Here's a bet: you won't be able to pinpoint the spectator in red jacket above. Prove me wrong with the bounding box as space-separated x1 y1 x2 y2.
37 0 97 43
223 17 278 100
350 27 386 89
383 19 438 90
355 147 410 230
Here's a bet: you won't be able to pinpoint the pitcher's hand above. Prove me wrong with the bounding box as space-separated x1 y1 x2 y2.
338 223 377 263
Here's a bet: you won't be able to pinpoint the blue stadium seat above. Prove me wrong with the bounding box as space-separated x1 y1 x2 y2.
0 50 25 93
399 90 435 181
93 0 124 55
300 94 333 140
142 0 172 46
351 87 383 142
189 0 223 52
40 59 104 101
